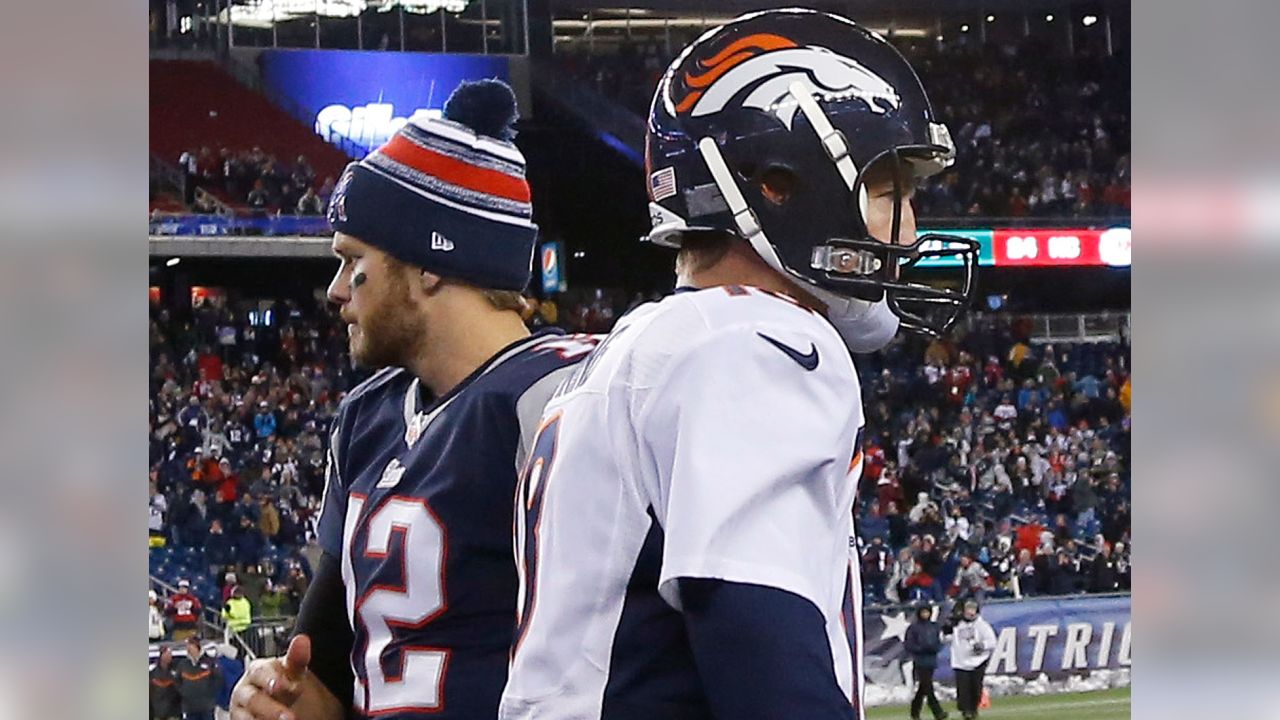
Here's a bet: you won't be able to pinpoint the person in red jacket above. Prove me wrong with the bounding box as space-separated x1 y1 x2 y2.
1015 520 1047 556
167 579 203 641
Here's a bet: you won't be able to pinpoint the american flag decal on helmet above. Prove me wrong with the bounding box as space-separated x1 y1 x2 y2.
649 167 677 201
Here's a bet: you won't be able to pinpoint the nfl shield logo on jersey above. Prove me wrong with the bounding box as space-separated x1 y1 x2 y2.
405 411 428 448
376 457 406 489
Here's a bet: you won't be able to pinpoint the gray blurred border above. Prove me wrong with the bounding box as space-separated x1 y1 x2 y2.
0 0 148 717
1134 0 1280 717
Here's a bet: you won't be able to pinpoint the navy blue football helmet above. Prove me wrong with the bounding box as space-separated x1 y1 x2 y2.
644 8 979 337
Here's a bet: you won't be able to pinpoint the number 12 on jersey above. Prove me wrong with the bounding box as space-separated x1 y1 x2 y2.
342 494 450 714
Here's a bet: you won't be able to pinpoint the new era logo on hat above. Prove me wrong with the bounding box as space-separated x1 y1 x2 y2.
431 231 455 252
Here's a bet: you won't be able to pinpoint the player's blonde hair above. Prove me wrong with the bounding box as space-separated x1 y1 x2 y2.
384 252 526 313
479 289 527 313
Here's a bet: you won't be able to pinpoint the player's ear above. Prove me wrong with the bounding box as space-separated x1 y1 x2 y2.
419 269 445 295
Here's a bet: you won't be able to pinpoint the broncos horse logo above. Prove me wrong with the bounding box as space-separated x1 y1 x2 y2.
673 33 902 129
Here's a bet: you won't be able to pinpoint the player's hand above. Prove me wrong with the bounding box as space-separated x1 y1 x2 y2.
230 635 343 720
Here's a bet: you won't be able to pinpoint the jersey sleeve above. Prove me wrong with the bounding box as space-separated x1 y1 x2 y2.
513 362 579 475
636 323 862 611
316 421 348 559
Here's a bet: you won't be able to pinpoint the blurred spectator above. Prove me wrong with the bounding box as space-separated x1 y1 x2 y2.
902 561 942 604
945 599 997 720
149 590 168 642
259 495 280 540
1115 542 1131 590
295 187 324 215
886 500 909 549
1088 542 1120 593
860 499 889 541
258 579 292 618
1013 548 1038 598
220 571 238 605
904 606 948 720
915 535 944 578
167 579 203 641
239 563 268 607
221 585 252 635
246 180 269 210
253 401 277 439
284 562 310 610
149 646 181 720
861 536 893 603
214 643 245 720
986 537 1017 598
149 490 168 538
206 520 234 578
177 637 221 720
1048 549 1082 595
949 553 992 601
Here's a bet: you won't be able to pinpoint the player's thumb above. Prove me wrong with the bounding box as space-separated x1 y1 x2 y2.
282 634 312 679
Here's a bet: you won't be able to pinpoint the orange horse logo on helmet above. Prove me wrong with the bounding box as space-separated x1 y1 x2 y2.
671 32 902 129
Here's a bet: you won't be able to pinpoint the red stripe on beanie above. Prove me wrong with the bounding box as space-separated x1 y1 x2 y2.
380 135 531 203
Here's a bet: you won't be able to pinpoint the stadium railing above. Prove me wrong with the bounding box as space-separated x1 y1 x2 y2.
961 311 1132 344
149 211 331 236
236 616 297 659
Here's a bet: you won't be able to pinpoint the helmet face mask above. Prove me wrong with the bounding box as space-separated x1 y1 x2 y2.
645 8 979 338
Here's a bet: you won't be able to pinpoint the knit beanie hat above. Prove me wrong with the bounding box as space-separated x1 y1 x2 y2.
327 79 536 291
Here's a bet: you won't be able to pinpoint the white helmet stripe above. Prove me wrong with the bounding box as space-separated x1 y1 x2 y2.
789 80 868 219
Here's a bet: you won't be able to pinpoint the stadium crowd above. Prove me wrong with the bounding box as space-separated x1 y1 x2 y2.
148 284 1130 639
853 316 1132 606
173 146 336 215
148 294 354 640
553 37 1130 219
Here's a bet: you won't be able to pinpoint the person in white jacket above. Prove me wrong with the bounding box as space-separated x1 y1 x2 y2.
944 598 997 719
148 590 168 641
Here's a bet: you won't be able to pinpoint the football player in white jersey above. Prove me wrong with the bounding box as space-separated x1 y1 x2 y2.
502 10 979 720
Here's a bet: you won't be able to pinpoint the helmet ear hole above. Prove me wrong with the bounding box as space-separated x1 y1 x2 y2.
758 166 797 206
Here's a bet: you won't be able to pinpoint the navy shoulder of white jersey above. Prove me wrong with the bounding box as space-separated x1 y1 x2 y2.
492 331 601 471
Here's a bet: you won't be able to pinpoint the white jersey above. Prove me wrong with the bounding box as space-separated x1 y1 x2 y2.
503 285 868 720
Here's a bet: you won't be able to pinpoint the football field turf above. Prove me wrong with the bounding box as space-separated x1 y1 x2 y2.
866 687 1131 720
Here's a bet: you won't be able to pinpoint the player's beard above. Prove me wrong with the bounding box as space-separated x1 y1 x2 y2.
348 267 422 370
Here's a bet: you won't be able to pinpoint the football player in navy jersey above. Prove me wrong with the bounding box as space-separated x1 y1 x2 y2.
230 79 596 720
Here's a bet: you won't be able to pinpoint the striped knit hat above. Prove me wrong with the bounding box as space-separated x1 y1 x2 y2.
327 79 536 291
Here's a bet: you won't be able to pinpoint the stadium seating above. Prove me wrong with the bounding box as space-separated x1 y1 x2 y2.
149 60 348 198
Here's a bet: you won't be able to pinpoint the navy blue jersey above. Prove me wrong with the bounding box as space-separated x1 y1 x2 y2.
317 331 597 718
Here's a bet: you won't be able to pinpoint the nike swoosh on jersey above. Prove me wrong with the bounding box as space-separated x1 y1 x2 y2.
757 332 820 371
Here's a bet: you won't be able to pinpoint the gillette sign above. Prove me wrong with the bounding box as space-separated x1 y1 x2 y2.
258 49 510 155
314 103 443 151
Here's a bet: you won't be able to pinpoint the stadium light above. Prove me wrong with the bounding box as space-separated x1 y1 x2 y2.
392 0 469 14
221 0 470 28
166 257 181 267
1083 15 1099 26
